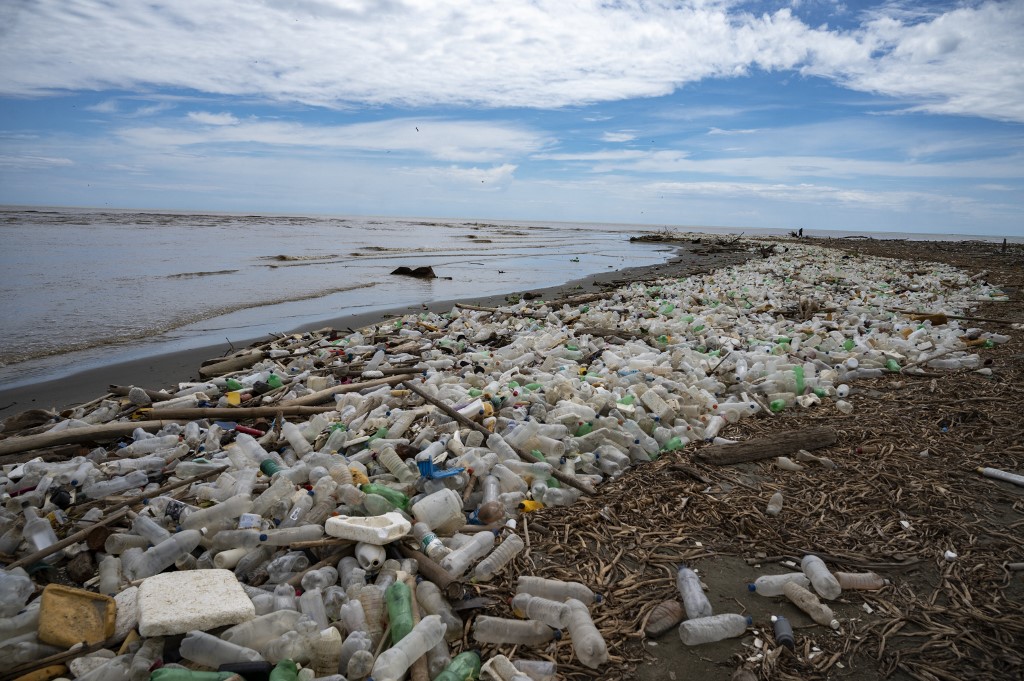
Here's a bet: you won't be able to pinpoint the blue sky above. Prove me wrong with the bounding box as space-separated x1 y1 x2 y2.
1 0 1022 235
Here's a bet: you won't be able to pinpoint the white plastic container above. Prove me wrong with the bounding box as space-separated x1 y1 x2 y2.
410 488 465 535
325 512 411 545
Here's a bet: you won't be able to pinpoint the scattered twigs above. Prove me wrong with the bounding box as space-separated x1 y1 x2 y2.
280 373 416 406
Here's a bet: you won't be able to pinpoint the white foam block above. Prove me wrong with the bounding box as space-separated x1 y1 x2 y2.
113 586 139 642
137 569 255 637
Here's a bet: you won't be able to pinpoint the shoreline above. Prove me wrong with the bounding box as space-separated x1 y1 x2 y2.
0 241 750 415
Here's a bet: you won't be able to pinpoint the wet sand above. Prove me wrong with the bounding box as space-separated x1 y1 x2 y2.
0 242 750 415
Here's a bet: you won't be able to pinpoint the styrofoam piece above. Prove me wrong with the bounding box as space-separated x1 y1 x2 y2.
112 586 139 642
325 512 411 545
137 569 255 636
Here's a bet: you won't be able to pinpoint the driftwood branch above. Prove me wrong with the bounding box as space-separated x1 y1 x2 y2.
697 426 838 465
198 350 266 378
140 405 338 420
280 373 416 407
0 420 176 458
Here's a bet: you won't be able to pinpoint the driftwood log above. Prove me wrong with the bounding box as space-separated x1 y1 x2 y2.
697 426 838 465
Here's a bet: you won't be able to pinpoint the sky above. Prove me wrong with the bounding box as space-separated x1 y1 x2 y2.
0 0 1022 236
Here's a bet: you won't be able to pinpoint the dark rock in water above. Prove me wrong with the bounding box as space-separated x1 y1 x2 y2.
391 265 437 279
522 291 541 300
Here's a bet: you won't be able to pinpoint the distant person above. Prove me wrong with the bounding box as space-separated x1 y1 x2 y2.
798 228 804 237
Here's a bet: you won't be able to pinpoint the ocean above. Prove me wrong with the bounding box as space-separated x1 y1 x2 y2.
0 207 678 389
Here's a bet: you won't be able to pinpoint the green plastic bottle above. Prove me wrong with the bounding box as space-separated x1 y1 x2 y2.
225 378 243 391
885 358 900 372
267 373 284 389
769 399 787 413
661 436 684 452
359 483 409 510
386 580 415 644
434 651 483 681
574 421 594 437
269 659 298 681
792 366 805 395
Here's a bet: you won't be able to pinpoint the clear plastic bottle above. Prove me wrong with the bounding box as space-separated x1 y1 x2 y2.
272 583 299 611
359 584 386 647
301 566 339 591
747 572 811 597
127 529 203 580
98 554 121 596
801 555 842 600
261 524 324 546
783 581 839 628
644 600 684 637
472 616 559 645
348 648 376 680
511 592 570 628
278 490 315 529
281 421 313 456
425 636 453 679
128 636 164 681
299 588 330 629
473 533 524 582
834 571 889 590
180 629 264 666
678 613 751 646
517 575 601 605
251 477 297 517
512 658 557 681
413 522 452 562
180 496 253 531
221 606 303 647
81 470 149 499
212 529 266 551
0 568 34 617
676 567 713 620
416 578 464 642
563 598 608 668
21 507 62 561
377 446 419 484
129 510 172 545
766 492 784 516
370 614 447 681
440 530 495 577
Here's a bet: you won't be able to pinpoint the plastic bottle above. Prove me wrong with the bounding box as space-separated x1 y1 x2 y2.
221 606 303 647
678 614 751 646
747 572 811 597
180 630 264 666
310 626 343 677
348 648 375 679
20 507 62 561
81 469 149 499
180 496 253 531
299 588 330 629
359 584 387 646
644 600 684 637
359 483 409 510
0 568 34 617
262 525 324 546
370 614 447 681
413 522 452 562
129 636 164 681
801 555 842 600
562 598 608 668
676 566 713 620
301 566 339 592
472 616 559 645
783 581 839 628
512 659 557 681
977 467 1024 487
385 580 415 644
516 575 600 605
766 492 784 516
441 530 495 577
129 510 172 545
771 614 795 650
416 578 464 642
511 592 570 628
338 630 372 675
126 529 204 580
473 533 524 582
433 650 481 681
834 571 888 590
377 446 419 484
98 554 121 596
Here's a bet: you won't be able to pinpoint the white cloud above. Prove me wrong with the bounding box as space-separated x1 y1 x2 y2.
187 111 240 126
602 131 636 143
0 154 73 168
0 1 1020 121
117 117 550 163
708 127 759 135
404 163 518 189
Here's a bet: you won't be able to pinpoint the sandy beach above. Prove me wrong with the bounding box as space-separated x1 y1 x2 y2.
1 234 1020 681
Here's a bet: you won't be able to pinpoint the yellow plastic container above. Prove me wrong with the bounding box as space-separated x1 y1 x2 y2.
37 584 116 647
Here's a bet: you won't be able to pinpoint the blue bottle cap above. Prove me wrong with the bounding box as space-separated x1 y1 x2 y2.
745 616 754 626
748 583 757 592
259 534 268 541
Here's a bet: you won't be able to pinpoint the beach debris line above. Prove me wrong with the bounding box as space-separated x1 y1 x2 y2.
0 238 1016 680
